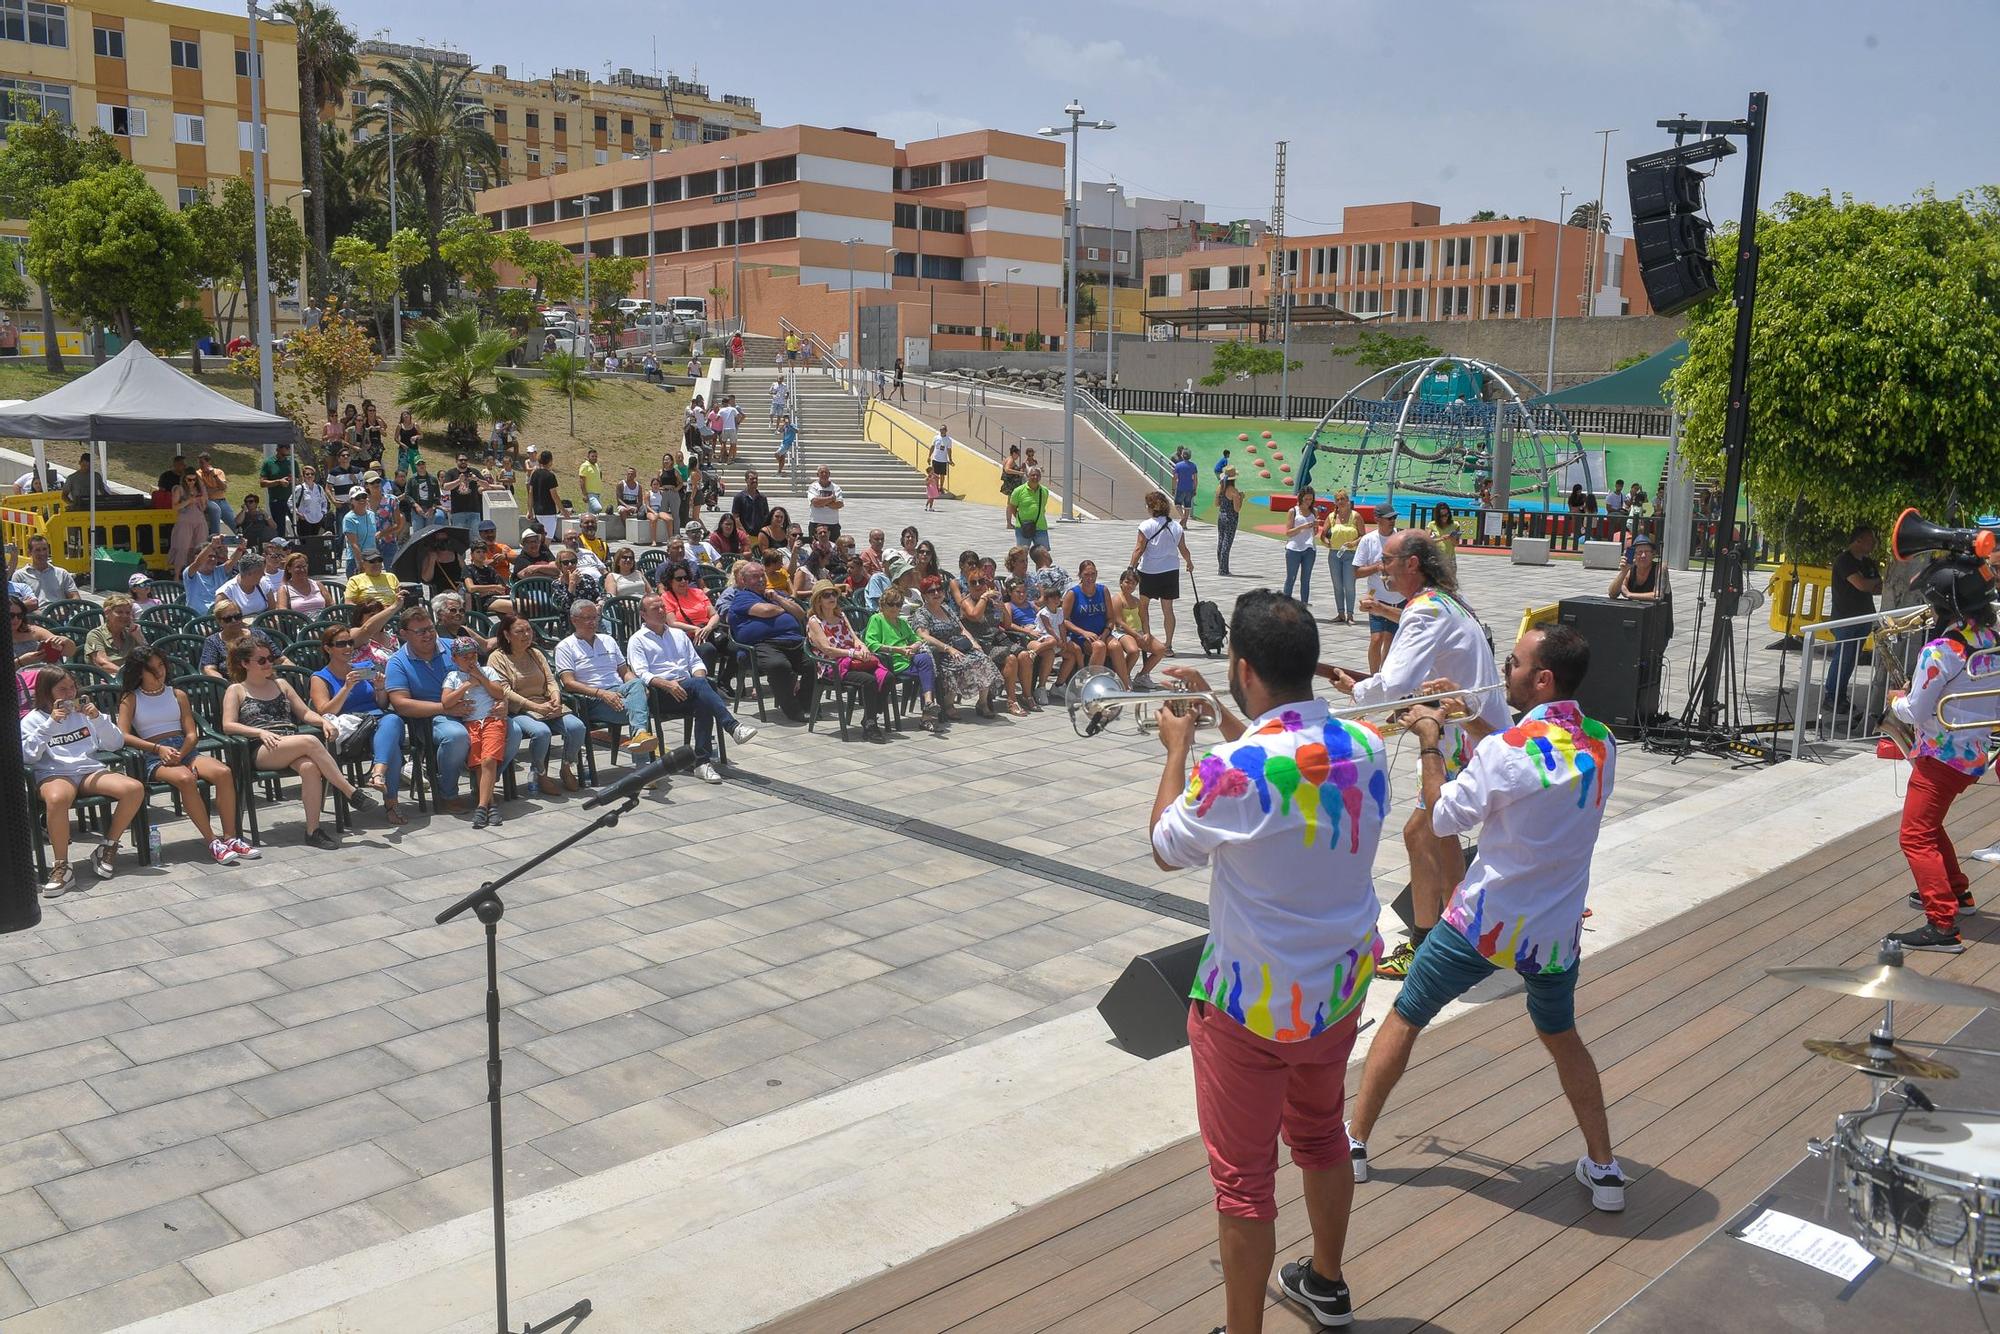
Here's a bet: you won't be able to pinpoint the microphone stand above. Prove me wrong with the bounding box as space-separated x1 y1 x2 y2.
433 788 653 1334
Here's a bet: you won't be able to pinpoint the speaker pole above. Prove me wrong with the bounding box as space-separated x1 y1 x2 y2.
1695 90 1768 730
0 643 40 934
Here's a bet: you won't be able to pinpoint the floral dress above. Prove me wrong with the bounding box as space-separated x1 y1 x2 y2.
911 600 1001 701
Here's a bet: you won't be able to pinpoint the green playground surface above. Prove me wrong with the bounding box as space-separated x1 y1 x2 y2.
1122 413 1670 520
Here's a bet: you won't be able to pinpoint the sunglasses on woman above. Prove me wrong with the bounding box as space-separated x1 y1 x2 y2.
250 654 273 665
218 613 244 624
328 637 354 649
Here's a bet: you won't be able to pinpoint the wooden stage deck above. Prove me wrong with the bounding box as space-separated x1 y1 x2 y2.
773 785 2000 1333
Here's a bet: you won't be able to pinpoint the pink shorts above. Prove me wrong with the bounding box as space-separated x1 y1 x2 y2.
1188 1000 1361 1220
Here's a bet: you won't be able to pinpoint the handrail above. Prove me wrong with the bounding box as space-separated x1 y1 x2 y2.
775 316 857 395
1077 395 1175 493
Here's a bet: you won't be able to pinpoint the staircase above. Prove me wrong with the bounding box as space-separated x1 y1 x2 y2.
722 363 929 501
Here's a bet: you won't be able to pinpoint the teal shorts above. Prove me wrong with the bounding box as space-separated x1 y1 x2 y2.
1392 923 1578 1035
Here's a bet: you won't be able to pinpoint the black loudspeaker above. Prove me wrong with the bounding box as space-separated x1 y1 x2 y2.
1097 935 1207 1059
0 648 42 932
298 530 338 578
1627 153 1718 316
1558 596 1670 735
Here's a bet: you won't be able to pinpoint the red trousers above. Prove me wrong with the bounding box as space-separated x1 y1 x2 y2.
1902 756 1978 929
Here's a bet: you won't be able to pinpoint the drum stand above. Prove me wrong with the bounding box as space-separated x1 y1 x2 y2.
1808 940 1935 1216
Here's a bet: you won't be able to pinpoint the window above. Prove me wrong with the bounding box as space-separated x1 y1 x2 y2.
906 162 941 190
1486 284 1502 315
1507 233 1521 264
553 153 566 167
947 156 984 183
525 147 539 164
233 48 259 78
919 206 964 234
491 108 507 125
700 122 730 143
919 255 963 280
235 119 265 151
1227 265 1250 289
1115 249 1129 264
932 323 976 337
1148 274 1168 298
1503 282 1518 315
620 117 632 136
0 77 70 130
893 202 917 230
98 104 145 137
672 118 695 142
685 222 719 250
758 154 796 185
648 120 661 139
653 228 681 253
176 185 202 209
91 24 118 56
552 115 566 133
893 252 915 277
594 150 607 165
1189 268 1211 292
0 0 67 48
173 112 203 144
523 110 539 130
169 37 198 68
1085 247 1100 261
592 114 606 132
654 175 680 203
719 161 749 193
1442 236 1471 267
684 169 715 199
759 211 797 241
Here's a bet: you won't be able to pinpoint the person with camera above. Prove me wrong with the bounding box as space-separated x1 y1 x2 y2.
309 623 408 824
24 666 146 895
1147 592 1390 1334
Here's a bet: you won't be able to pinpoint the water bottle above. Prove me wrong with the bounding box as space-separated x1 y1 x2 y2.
146 825 162 866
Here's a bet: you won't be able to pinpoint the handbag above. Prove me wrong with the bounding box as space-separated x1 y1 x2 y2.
327 710 380 759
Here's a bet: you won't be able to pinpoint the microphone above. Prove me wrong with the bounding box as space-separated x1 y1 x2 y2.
581 745 699 808
1905 1082 1937 1113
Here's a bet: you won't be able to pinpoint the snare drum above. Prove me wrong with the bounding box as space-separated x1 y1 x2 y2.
1836 1107 2000 1287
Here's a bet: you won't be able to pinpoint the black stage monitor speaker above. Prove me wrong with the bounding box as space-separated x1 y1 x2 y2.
0 649 42 933
1557 596 1670 736
1097 935 1207 1059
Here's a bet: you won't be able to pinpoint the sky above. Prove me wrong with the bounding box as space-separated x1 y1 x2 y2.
233 0 1999 233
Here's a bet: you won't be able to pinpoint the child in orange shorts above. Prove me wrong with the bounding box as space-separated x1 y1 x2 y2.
445 636 508 828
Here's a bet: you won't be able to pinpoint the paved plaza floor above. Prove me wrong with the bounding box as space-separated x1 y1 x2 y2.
0 496 1840 1330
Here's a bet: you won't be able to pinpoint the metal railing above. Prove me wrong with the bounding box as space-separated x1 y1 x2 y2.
1787 606 1926 759
1077 395 1176 496
1085 385 1676 438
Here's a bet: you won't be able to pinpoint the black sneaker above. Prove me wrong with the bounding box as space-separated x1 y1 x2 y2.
1908 890 1975 913
1279 1259 1352 1327
1890 922 1966 954
305 827 339 850
488 805 505 827
471 806 491 830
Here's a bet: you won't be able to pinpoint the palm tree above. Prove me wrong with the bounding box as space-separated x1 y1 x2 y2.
352 60 502 319
539 351 596 435
1568 201 1612 232
397 311 530 449
274 1 357 301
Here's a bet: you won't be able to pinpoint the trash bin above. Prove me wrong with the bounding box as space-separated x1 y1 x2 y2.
93 545 145 589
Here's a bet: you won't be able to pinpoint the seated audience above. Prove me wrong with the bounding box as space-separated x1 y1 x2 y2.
445 635 510 828
117 648 249 863
911 576 1003 718
201 599 282 680
553 599 657 755
627 593 757 781
384 603 477 812
863 586 941 727
721 560 814 722
222 635 373 847
23 665 144 895
84 594 147 673
272 551 330 615
806 581 891 741
309 623 407 825
489 612 586 795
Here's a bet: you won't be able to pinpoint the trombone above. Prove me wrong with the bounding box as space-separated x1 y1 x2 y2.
1065 668 1502 738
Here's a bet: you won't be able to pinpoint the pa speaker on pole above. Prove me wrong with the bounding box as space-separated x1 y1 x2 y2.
0 649 42 933
1627 150 1720 316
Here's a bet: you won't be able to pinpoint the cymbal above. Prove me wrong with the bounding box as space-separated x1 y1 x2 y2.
1766 964 2000 1011
1804 1038 1958 1081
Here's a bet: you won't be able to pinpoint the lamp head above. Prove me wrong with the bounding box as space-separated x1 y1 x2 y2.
1064 99 1085 117
1092 119 1117 131
1037 127 1060 138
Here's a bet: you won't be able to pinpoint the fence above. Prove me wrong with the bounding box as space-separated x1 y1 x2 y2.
1787 606 1928 759
1085 386 1675 439
1 494 176 576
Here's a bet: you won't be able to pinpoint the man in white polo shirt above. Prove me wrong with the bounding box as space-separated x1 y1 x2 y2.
624 593 757 784
1149 590 1390 1333
552 599 655 757
1344 623 1627 1214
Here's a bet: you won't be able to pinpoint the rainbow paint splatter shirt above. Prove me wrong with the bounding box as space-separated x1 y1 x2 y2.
1433 700 1615 975
1348 588 1510 777
1893 624 2000 777
1150 699 1390 1042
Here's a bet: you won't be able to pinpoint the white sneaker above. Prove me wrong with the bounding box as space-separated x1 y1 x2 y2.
1575 1156 1627 1212
694 761 723 784
89 842 118 881
1348 1128 1369 1183
228 837 261 860
1133 673 1156 691
1972 844 2000 864
1033 685 1049 706
209 838 241 866
731 722 758 748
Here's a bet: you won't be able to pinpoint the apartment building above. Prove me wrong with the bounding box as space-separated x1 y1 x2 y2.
1143 201 1648 329
334 41 760 186
1074 180 1204 290
0 0 304 319
476 124 1066 353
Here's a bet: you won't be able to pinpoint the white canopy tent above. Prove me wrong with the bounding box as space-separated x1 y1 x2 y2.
0 342 295 588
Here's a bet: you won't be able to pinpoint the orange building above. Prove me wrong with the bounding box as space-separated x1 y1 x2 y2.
1143 202 1648 331
476 124 1067 355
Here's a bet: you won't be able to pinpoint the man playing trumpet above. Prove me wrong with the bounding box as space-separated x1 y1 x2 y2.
1327 528 1510 977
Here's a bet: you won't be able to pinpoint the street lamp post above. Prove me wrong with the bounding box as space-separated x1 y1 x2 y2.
719 153 742 331
247 1 274 419
1104 183 1119 395
1001 265 1020 347
1585 128 1617 316
1278 268 1294 420
635 140 658 351
579 195 595 347
1040 101 1115 523
369 99 401 356
1547 187 1570 393
844 236 865 387
284 187 312 316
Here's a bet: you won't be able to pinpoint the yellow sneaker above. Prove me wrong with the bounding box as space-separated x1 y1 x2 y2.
621 730 657 755
1378 939 1418 979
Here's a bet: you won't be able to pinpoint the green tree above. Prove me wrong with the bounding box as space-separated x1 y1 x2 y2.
274 0 358 300
396 310 531 448
1334 329 1445 371
503 232 582 306
351 59 503 318
270 300 378 426
584 254 643 334
0 249 29 314
315 125 389 245
1467 209 1500 222
0 110 121 370
184 176 306 347
330 234 397 350
539 350 596 435
1610 351 1651 372
1568 201 1612 232
29 163 205 348
1199 339 1303 390
1670 189 2000 531
440 212 506 311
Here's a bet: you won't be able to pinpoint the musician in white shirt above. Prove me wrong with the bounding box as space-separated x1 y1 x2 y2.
1345 623 1629 1214
1329 527 1507 978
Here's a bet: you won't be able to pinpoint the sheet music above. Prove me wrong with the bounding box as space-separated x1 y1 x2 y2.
1736 1208 1875 1281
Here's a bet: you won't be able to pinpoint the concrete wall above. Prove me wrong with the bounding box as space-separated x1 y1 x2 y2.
1104 314 1683 396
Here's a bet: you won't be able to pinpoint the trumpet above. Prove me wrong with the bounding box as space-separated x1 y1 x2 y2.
1064 668 1504 738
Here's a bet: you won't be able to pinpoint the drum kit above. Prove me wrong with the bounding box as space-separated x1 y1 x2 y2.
1772 939 2000 1290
